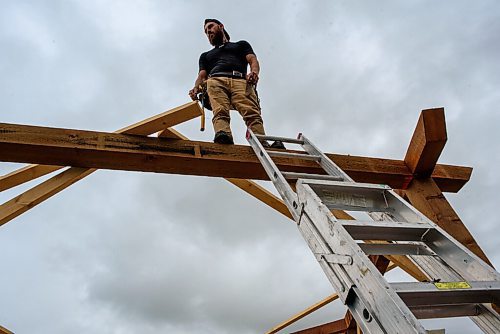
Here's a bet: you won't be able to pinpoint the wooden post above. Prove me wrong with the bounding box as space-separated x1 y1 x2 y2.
402 107 493 266
404 108 447 177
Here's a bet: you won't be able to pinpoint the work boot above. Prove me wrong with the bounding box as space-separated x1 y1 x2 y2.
214 131 234 144
270 140 286 149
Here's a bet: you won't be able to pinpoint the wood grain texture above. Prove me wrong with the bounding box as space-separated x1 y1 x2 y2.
0 164 61 192
158 127 294 219
0 101 202 192
0 325 14 334
290 317 352 334
0 102 203 225
0 167 95 226
404 108 447 176
0 123 472 192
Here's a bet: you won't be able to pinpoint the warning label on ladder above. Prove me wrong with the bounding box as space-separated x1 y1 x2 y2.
434 281 471 289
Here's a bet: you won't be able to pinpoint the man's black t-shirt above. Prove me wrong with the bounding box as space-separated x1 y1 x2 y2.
199 40 255 75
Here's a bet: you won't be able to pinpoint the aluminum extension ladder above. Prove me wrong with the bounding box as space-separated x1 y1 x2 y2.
246 129 500 333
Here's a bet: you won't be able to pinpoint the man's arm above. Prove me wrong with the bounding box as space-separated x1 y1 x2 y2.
189 70 208 101
246 54 260 85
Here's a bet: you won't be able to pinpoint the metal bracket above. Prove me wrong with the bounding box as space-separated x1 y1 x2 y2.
316 253 353 266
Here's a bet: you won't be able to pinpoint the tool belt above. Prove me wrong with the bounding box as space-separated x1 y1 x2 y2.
197 71 257 112
208 70 246 79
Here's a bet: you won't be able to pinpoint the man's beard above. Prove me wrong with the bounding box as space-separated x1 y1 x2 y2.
209 30 224 46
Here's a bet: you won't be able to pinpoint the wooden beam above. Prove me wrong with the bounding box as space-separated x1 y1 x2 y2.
226 178 292 219
266 294 341 334
291 318 351 334
0 102 203 226
382 253 428 282
268 263 398 334
0 164 61 192
113 101 202 135
402 177 493 267
404 107 447 177
160 126 293 219
0 101 202 192
0 123 472 192
0 167 95 226
0 106 291 227
0 325 14 334
343 312 358 334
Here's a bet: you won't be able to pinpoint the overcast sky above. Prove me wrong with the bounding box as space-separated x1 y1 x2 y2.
1 1 499 333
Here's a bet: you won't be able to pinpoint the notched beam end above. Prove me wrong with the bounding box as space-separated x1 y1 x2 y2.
405 107 447 177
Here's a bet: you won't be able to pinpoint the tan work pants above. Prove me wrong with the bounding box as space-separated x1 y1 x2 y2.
206 77 266 135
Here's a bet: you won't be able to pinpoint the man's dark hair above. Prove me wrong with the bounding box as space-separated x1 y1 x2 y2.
204 18 230 41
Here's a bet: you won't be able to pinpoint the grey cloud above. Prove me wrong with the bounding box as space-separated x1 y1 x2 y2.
1 1 498 333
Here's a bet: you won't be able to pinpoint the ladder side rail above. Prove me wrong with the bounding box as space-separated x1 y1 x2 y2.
297 181 427 333
300 135 352 181
470 304 500 334
298 199 421 334
424 228 500 281
384 189 500 282
246 129 299 219
370 193 500 332
298 212 355 301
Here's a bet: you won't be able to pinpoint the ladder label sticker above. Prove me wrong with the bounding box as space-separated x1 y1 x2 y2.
323 191 367 208
434 281 471 290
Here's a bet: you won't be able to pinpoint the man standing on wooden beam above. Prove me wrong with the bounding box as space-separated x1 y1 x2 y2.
189 19 285 148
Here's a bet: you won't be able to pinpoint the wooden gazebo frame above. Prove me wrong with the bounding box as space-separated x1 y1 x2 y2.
0 102 495 333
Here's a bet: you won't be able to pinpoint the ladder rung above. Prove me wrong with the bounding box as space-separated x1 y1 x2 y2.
255 134 304 144
391 281 500 306
358 243 435 256
340 220 434 241
267 151 321 161
410 303 481 319
282 172 343 181
301 181 394 212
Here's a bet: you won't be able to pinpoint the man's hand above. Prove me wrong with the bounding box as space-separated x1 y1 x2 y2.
246 71 259 85
190 70 208 100
189 86 200 101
